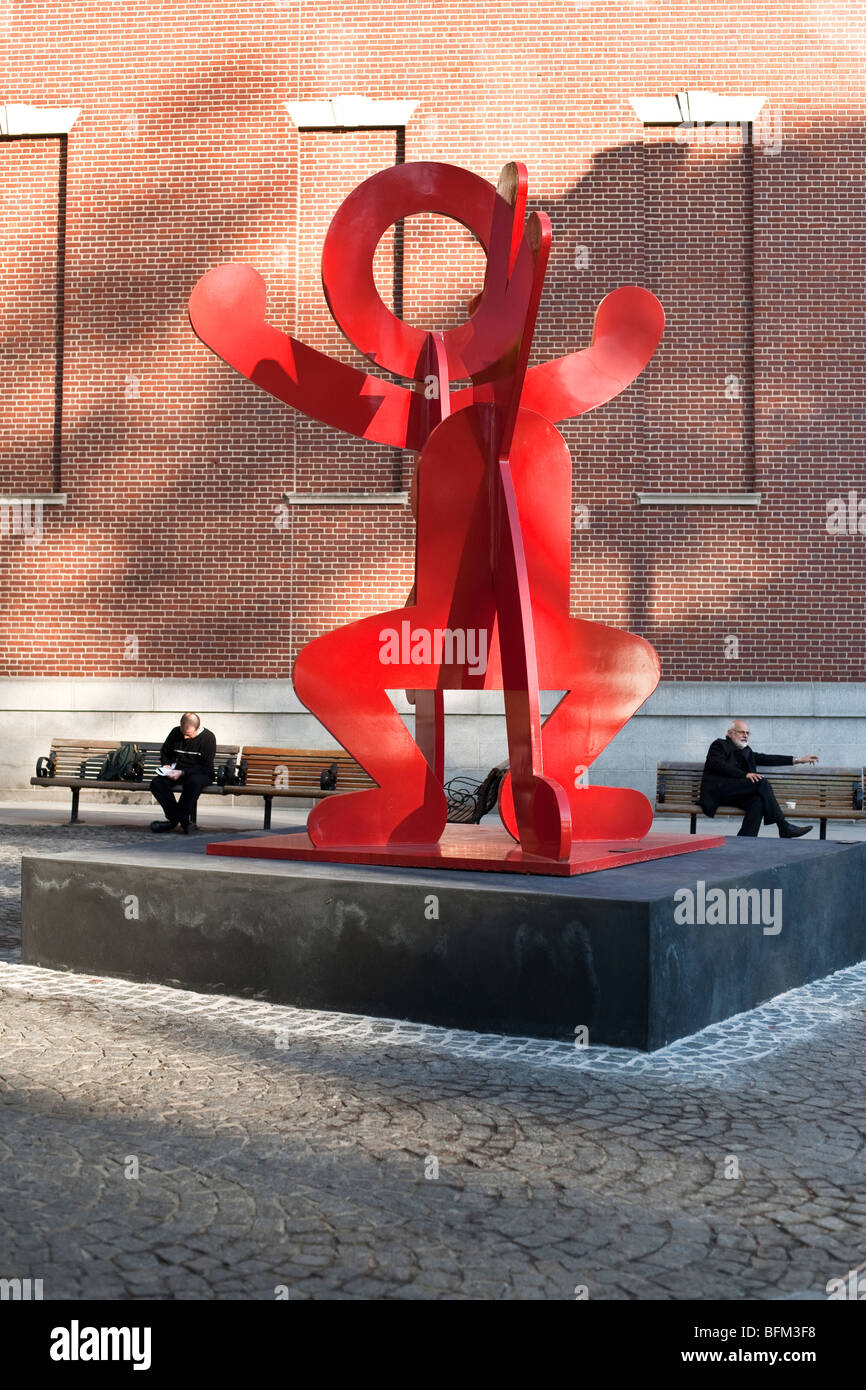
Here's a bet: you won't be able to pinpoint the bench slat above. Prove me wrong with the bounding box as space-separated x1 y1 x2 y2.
237 746 375 792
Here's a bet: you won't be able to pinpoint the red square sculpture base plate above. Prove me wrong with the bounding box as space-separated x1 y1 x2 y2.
206 826 726 876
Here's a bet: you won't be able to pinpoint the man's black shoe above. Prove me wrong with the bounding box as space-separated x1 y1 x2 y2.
779 821 812 838
151 819 177 833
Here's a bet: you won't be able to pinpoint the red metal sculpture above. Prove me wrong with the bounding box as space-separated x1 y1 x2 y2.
191 161 722 874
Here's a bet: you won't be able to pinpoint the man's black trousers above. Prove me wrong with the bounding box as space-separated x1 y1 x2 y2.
715 777 787 836
150 770 212 826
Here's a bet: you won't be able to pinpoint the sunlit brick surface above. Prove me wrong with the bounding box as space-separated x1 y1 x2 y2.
0 3 863 679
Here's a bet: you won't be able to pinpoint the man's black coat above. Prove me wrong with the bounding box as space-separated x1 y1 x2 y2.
159 725 216 782
699 737 793 816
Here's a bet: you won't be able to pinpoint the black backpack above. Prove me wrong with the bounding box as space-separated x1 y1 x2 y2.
97 742 144 782
217 759 245 787
319 762 338 790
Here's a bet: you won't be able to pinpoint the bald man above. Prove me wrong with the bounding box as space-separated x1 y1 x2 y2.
699 720 818 838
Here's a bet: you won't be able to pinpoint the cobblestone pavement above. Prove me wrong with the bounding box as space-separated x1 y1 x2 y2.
1 819 865 1300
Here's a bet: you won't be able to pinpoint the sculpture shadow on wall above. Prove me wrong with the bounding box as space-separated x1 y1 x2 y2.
1 111 862 692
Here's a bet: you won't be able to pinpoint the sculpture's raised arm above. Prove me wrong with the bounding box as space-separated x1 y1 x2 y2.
520 285 665 421
188 264 423 450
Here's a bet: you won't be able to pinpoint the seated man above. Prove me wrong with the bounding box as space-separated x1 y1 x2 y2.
700 719 818 838
150 711 216 834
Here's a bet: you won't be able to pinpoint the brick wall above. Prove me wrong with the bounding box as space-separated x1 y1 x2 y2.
0 1 863 684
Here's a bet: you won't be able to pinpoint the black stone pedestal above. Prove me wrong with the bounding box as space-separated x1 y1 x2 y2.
21 836 866 1050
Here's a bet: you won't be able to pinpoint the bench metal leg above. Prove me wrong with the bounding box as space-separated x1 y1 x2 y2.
690 813 697 835
70 787 80 824
820 819 826 840
263 796 273 830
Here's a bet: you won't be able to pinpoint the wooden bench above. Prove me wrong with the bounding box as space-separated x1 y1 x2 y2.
221 749 512 829
225 747 376 828
30 738 240 824
654 761 866 839
444 763 509 824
